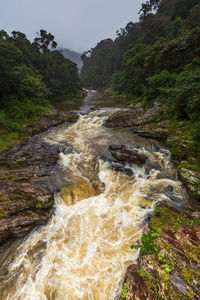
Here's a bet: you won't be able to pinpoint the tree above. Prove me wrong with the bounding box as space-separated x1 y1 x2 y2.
0 30 9 40
0 40 22 107
139 0 162 20
173 0 199 19
33 30 57 55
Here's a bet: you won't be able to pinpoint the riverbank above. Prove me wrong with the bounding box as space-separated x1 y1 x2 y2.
0 110 79 243
105 102 200 198
104 102 200 299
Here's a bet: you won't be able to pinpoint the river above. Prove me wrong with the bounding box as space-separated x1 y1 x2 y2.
0 91 188 299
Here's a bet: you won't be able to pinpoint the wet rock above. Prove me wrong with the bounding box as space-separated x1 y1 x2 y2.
110 162 133 176
64 147 74 155
89 106 96 111
178 167 200 197
101 145 148 176
0 136 60 244
120 265 154 300
60 181 96 206
108 144 126 151
128 102 144 109
104 102 200 299
144 158 161 171
105 110 138 128
105 103 167 129
27 111 79 136
100 150 115 162
120 204 200 299
110 148 147 165
170 275 189 295
105 104 169 141
0 209 53 241
143 212 153 223
131 125 169 140
168 185 174 192
192 211 200 218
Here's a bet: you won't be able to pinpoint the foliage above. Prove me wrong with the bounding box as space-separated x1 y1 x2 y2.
0 29 81 139
81 0 200 146
140 231 158 255
115 44 152 97
81 39 118 89
159 63 200 120
33 29 57 55
173 0 199 19
121 282 130 299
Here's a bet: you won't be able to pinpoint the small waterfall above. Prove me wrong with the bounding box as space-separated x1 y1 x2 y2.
0 110 187 300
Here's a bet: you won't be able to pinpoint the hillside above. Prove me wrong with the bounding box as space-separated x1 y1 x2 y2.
81 0 200 166
0 29 81 150
59 47 83 69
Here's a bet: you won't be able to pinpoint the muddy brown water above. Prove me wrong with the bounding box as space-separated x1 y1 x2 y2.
0 91 188 299
53 90 127 112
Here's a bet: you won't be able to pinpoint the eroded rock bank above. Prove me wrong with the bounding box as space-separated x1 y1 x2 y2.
105 103 200 299
0 111 79 244
120 203 200 300
105 103 200 198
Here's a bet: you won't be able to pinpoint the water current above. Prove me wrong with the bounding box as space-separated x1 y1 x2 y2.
0 91 188 299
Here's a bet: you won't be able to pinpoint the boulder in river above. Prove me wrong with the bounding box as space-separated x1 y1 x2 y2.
110 147 147 165
100 144 148 176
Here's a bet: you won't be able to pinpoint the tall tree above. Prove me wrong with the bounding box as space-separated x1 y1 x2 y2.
33 30 57 55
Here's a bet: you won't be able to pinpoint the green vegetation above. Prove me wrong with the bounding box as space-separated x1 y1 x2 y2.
81 0 200 154
121 282 130 299
128 204 200 298
0 29 81 150
140 231 158 255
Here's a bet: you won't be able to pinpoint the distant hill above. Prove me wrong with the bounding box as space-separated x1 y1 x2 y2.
59 47 83 69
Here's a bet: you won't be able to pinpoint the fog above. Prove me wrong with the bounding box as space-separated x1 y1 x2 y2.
1 0 144 53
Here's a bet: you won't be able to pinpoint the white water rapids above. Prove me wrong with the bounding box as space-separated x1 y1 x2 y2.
0 108 188 300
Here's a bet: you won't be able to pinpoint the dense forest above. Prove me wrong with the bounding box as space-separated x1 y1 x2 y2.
81 0 200 145
0 29 81 142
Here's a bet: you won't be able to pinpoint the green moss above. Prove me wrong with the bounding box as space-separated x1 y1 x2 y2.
185 245 200 263
161 264 171 274
135 205 181 257
149 205 178 234
189 218 200 226
177 216 186 224
0 132 25 152
158 253 174 275
138 268 153 288
181 267 194 285
13 157 28 166
179 162 199 171
36 203 42 209
121 282 130 299
185 291 194 300
140 231 158 255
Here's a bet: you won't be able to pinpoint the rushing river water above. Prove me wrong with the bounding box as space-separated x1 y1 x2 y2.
0 91 188 299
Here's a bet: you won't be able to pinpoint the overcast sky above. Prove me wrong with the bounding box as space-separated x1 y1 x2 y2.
1 0 144 53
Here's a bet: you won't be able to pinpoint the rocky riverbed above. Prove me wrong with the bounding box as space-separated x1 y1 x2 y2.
0 111 79 243
105 102 200 198
105 102 200 299
0 94 199 299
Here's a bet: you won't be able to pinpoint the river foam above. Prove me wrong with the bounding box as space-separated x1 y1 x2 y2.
1 110 187 300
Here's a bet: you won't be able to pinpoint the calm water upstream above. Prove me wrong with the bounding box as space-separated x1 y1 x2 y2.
53 90 127 112
0 91 188 299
